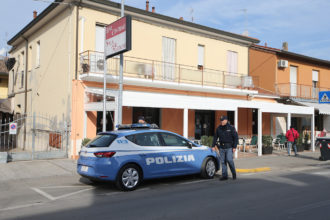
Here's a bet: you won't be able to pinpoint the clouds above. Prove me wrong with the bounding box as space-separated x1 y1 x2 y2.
0 48 6 56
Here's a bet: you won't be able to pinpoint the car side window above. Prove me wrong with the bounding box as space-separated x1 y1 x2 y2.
126 133 161 146
160 133 190 147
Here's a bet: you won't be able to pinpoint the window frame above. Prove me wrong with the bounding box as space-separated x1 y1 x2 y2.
158 132 196 148
126 132 164 147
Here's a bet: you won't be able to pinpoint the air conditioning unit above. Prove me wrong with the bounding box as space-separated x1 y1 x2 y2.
278 60 288 68
242 76 253 87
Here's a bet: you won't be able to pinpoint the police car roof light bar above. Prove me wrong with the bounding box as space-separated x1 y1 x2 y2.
116 123 159 130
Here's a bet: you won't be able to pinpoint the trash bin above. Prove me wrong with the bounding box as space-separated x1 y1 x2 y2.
317 137 330 161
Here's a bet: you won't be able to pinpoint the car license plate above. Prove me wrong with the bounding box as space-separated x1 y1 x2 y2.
81 166 88 172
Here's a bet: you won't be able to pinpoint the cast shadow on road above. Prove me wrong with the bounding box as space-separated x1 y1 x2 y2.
2 167 330 220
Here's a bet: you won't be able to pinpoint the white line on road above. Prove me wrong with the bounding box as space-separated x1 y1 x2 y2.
31 187 56 201
177 179 210 185
31 187 93 201
39 185 92 189
0 202 43 212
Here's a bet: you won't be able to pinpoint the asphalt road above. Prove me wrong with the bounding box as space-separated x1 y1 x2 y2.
1 166 330 220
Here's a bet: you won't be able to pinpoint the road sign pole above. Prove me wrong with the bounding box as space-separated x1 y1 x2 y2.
118 0 125 126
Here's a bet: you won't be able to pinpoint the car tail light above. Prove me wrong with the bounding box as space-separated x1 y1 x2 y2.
94 152 116 158
328 144 330 149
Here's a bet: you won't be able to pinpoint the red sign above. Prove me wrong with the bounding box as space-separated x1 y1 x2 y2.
105 16 132 59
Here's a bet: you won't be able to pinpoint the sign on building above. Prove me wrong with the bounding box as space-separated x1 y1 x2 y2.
9 122 17 135
105 15 132 59
319 91 330 104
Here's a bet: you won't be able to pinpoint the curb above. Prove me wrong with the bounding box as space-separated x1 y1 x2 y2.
236 167 271 173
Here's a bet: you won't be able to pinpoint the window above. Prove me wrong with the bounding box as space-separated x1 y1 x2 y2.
87 134 117 147
127 133 162 146
162 36 176 80
95 24 105 52
290 66 298 96
198 44 204 70
160 132 191 147
312 70 319 99
36 41 40 67
227 50 238 74
20 70 24 88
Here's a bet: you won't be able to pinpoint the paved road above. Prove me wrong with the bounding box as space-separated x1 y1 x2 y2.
1 163 330 220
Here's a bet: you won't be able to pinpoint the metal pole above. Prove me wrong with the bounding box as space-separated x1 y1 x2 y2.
32 112 35 160
102 19 108 132
117 0 125 126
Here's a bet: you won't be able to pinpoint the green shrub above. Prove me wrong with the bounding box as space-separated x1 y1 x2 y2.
201 136 214 147
262 135 273 147
81 138 91 146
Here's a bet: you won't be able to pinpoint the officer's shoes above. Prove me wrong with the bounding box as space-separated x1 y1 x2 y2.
232 174 237 180
219 176 228 181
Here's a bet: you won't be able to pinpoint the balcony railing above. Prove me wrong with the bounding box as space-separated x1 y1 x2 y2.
276 83 329 100
79 50 259 90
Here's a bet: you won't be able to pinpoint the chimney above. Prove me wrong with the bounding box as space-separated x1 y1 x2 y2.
33 10 37 19
282 42 288 51
264 42 267 47
152 6 155 13
145 1 149 11
179 17 184 20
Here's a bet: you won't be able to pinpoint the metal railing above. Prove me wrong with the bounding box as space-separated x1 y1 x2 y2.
276 83 329 100
79 50 259 89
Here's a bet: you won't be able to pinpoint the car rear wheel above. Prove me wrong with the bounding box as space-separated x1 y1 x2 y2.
116 164 142 191
201 157 216 179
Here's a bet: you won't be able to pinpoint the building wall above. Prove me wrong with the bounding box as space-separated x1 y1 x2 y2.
9 6 75 120
262 113 271 135
161 108 183 135
249 48 277 92
214 110 227 131
0 76 8 99
277 56 330 89
79 7 250 75
188 109 195 138
86 111 97 139
237 108 252 136
122 106 133 124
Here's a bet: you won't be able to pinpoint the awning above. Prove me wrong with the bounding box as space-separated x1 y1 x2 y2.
296 101 330 115
0 98 13 113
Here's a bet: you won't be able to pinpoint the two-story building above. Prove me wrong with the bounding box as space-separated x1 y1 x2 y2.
250 44 330 140
7 0 314 159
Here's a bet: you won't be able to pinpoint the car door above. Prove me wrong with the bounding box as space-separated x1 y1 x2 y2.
126 132 174 178
159 132 205 175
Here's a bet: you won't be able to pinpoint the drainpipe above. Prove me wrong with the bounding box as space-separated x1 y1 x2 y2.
22 36 29 150
75 1 81 80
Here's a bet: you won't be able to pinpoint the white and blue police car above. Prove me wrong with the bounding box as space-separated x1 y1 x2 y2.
77 124 220 191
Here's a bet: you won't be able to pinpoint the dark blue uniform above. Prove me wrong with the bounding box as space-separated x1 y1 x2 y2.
213 123 238 179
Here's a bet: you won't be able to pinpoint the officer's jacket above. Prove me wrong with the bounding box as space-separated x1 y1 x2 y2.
212 123 238 149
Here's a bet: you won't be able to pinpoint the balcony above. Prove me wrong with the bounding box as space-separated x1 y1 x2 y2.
79 50 259 91
276 83 329 100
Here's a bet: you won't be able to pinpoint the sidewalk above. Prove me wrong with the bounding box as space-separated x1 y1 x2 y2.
0 151 329 182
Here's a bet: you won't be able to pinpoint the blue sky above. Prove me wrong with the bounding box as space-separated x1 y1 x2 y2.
1 0 330 60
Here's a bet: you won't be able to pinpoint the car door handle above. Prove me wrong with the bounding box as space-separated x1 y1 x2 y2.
139 154 147 157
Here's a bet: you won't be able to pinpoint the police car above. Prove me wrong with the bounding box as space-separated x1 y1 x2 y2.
77 124 220 191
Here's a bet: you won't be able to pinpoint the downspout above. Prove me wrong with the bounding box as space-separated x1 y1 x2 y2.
74 0 81 80
22 35 29 150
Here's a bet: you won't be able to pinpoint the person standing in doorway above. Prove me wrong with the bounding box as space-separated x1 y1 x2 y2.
212 115 238 181
137 116 146 124
286 126 299 156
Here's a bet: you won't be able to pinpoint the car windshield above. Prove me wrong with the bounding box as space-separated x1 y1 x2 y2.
87 134 117 148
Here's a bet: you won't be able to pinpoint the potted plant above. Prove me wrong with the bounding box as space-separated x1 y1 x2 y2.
201 136 214 147
81 138 91 147
262 135 273 154
296 135 304 152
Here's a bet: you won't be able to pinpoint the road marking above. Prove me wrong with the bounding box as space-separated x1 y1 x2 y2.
31 187 56 201
290 199 330 214
39 185 92 189
31 187 93 201
236 167 271 173
177 179 210 185
0 202 43 212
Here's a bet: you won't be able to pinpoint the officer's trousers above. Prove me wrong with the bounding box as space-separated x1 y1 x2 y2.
219 148 236 177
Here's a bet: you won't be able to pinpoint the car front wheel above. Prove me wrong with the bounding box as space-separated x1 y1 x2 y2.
116 164 142 191
201 157 216 179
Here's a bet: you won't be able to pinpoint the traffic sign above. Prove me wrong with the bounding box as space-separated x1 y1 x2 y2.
319 91 330 104
9 122 17 135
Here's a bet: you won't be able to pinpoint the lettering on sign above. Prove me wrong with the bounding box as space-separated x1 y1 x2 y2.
146 155 195 165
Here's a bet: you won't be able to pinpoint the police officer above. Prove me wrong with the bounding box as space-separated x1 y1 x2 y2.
212 115 238 181
137 116 146 124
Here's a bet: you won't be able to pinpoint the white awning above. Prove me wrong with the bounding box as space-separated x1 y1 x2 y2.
85 87 118 97
296 101 330 115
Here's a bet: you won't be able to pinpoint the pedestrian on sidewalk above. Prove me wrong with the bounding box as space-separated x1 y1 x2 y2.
212 115 238 181
286 126 299 156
